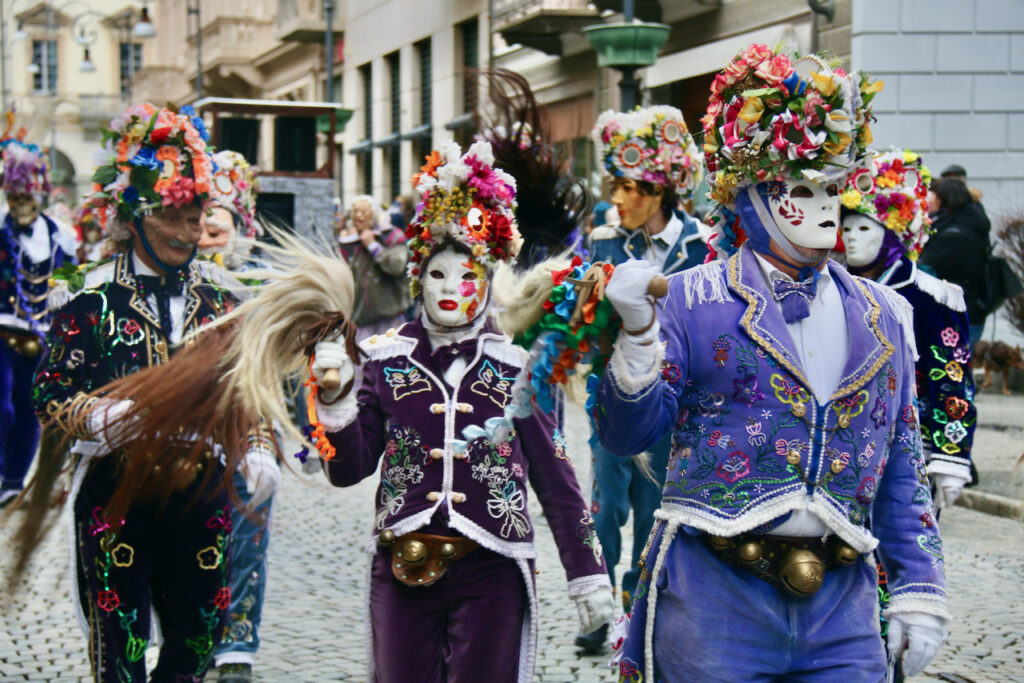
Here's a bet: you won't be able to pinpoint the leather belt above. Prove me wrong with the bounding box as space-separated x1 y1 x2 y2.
378 530 478 587
702 532 861 597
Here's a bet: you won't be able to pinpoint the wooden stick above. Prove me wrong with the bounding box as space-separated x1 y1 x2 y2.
647 274 668 298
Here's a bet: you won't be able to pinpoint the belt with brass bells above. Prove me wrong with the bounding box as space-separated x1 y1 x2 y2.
378 530 479 587
2 330 41 357
704 532 861 597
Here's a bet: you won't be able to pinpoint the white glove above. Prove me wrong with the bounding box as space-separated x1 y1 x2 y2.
311 339 355 405
605 260 661 333
572 587 615 635
241 446 281 508
887 612 946 678
931 473 967 509
88 398 137 452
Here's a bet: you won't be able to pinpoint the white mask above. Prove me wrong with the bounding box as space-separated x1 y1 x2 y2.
765 177 841 250
421 248 489 328
841 213 887 267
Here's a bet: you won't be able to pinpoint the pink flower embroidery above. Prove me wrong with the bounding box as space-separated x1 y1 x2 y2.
939 327 960 348
716 451 751 483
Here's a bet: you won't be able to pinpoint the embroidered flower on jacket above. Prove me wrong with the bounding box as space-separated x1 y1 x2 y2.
870 397 888 428
944 420 968 444
945 396 969 420
733 373 765 407
716 450 751 483
944 361 964 383
856 477 876 504
96 589 121 613
197 546 223 570
940 327 960 348
745 419 767 447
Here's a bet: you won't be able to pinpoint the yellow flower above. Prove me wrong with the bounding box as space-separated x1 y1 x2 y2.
823 131 852 156
862 79 884 95
860 122 874 147
885 212 904 231
738 97 764 125
610 133 626 148
704 137 720 155
903 151 918 164
841 189 863 209
811 71 838 97
213 253 224 267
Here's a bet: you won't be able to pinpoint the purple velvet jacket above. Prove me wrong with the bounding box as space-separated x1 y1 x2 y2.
322 317 607 588
595 245 948 618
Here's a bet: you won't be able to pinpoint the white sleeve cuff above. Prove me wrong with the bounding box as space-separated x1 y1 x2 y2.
884 592 951 623
926 458 970 484
608 327 665 396
314 397 359 432
567 574 612 598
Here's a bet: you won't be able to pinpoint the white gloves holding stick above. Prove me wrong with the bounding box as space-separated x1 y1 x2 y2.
887 612 946 678
930 473 968 510
572 587 615 636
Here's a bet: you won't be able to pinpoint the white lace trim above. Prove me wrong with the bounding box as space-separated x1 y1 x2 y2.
884 592 952 622
448 509 537 559
567 573 612 598
515 558 539 682
864 278 918 361
608 337 665 396
913 269 967 313
926 458 971 482
315 399 358 432
645 519 680 682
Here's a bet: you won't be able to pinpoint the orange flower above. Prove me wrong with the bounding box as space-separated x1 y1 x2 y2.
411 150 442 186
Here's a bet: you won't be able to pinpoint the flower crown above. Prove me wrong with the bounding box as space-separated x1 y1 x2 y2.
405 139 521 296
591 105 704 199
702 44 883 206
212 150 260 237
90 103 215 224
1 139 50 195
842 148 932 257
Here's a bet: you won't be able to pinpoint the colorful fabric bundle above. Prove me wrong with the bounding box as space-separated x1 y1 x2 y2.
211 149 260 237
702 44 882 206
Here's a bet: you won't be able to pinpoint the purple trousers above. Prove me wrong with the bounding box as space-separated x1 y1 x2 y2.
370 546 527 682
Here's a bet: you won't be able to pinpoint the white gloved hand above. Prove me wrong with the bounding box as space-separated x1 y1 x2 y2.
241 446 281 508
887 612 946 678
605 260 661 333
572 587 615 635
931 473 967 509
311 339 355 404
88 398 137 452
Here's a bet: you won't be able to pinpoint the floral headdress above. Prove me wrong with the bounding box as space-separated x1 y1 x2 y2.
405 139 520 296
842 148 932 258
591 105 704 200
89 103 215 224
702 43 883 206
1 139 50 195
211 150 260 237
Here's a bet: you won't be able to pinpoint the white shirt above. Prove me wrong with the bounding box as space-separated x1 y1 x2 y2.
753 253 849 538
645 213 683 269
132 252 186 344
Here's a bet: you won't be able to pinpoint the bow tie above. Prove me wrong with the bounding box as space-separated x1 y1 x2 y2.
135 274 185 299
771 276 817 324
10 221 33 237
430 338 478 370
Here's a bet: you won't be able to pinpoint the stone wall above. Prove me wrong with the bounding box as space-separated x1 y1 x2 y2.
256 175 336 242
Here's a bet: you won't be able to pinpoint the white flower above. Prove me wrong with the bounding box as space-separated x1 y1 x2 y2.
465 139 495 166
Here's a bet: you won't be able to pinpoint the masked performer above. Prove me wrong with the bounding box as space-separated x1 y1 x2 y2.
308 140 613 682
30 104 244 682
0 138 76 506
841 149 974 512
572 105 706 650
594 46 949 681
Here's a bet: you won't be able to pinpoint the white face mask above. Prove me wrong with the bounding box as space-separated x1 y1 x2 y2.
841 213 887 267
421 248 489 327
766 177 842 250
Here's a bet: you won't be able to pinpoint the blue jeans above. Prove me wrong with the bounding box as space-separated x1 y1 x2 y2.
0 344 41 492
214 471 274 665
589 429 670 604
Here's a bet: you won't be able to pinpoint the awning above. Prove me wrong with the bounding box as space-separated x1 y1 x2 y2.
401 124 432 141
644 23 809 89
374 133 402 148
348 139 374 155
444 113 475 131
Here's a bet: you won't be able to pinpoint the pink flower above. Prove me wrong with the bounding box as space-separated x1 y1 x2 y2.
709 73 730 100
940 327 960 348
742 44 774 68
754 54 792 86
803 92 829 126
716 450 751 483
159 175 196 207
770 111 824 160
723 59 749 87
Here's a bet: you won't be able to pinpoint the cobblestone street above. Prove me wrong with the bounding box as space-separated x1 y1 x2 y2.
2 402 1022 682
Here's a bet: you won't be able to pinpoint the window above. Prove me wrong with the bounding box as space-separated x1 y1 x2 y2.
119 43 143 98
416 38 431 127
31 40 57 94
387 51 401 199
460 18 479 114
359 62 373 194
329 74 342 103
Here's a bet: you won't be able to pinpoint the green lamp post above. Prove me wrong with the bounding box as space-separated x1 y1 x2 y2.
583 1 670 111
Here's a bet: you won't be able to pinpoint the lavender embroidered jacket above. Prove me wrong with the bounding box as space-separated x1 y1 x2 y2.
595 244 948 617
321 318 608 588
880 256 975 482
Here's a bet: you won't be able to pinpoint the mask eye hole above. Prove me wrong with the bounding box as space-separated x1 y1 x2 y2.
859 224 872 232
461 272 477 281
429 269 444 279
825 184 839 197
790 185 814 198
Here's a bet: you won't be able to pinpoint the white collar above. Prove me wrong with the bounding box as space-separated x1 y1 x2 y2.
648 212 683 247
132 251 160 277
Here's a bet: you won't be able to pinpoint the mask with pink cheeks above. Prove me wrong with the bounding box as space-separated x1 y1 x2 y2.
421 247 489 328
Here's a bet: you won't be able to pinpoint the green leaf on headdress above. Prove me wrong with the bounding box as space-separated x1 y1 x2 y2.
740 87 780 98
92 165 117 185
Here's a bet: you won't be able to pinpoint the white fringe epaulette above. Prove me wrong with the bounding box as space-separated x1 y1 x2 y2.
47 260 117 310
194 259 253 302
669 259 733 310
862 278 919 361
480 335 528 369
359 329 415 361
588 225 624 242
913 269 967 313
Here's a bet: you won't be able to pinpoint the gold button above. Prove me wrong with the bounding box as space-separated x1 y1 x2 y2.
677 251 683 258
451 492 466 503
838 414 850 429
738 541 762 563
429 448 443 459
430 403 445 414
426 491 440 502
831 460 845 474
627 244 634 250
791 403 806 418
368 335 379 344
385 328 396 337
378 529 396 546
786 449 801 465
453 451 468 460
457 403 472 413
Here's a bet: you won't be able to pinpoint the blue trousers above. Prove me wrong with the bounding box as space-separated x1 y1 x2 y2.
623 527 887 682
589 429 669 603
0 344 41 492
214 471 273 665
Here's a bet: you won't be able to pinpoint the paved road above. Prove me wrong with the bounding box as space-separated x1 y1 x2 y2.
2 402 1022 682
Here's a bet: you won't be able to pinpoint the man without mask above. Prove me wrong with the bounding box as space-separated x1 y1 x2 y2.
593 45 949 682
308 139 612 682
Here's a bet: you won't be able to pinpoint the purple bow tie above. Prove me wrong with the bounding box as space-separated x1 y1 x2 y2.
771 276 817 324
430 338 478 370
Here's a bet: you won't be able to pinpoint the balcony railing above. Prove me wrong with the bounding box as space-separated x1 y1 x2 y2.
492 0 597 55
276 0 342 43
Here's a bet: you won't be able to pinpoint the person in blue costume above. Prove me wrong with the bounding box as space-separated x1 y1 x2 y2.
594 46 949 682
577 105 708 653
0 137 76 507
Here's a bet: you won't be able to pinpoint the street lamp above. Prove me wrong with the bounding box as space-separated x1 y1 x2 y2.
133 2 155 39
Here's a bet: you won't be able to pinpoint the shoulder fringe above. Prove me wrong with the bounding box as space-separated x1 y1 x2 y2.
481 336 528 369
865 279 918 362
588 226 623 242
47 260 116 310
360 332 414 362
670 260 732 310
913 269 967 313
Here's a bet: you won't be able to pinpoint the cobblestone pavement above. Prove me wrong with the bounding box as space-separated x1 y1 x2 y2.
2 403 1023 682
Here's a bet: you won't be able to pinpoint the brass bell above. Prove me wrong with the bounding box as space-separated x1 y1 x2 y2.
791 403 806 418
709 536 730 550
439 542 457 560
830 459 845 474
400 539 427 565
779 549 825 597
6 337 17 349
838 414 850 429
786 449 801 465
836 545 860 565
378 529 396 546
737 541 762 563
20 338 39 356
